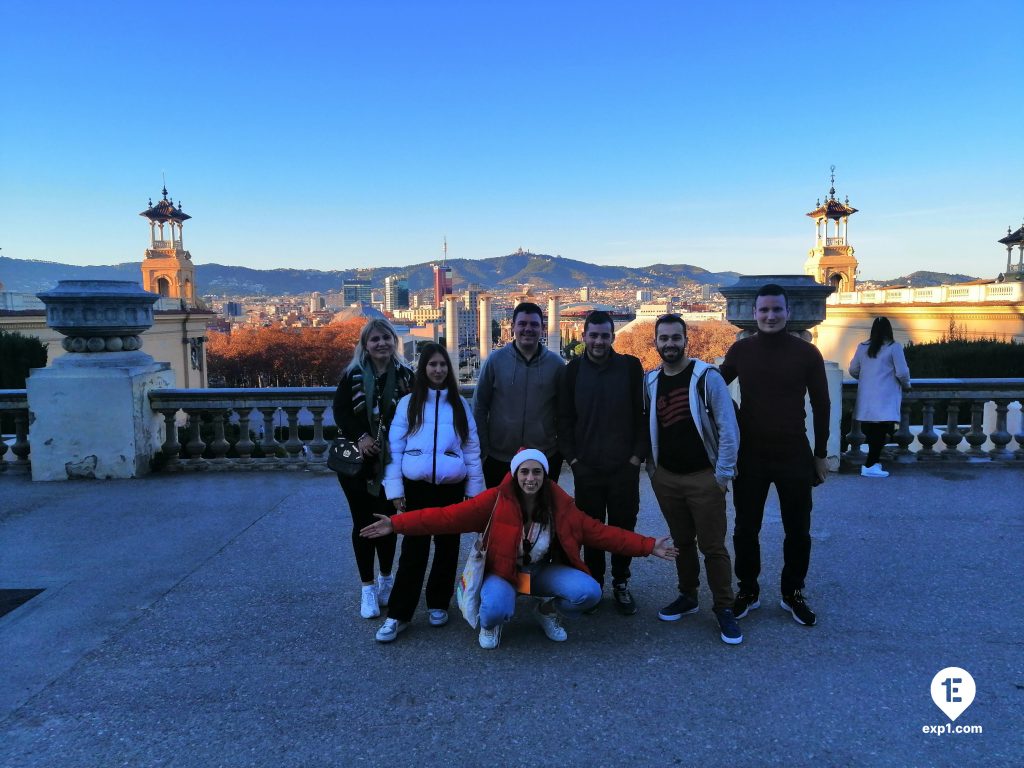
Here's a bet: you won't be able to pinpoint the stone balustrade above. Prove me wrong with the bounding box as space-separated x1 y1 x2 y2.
841 378 1024 463
7 380 1024 476
148 388 337 471
0 389 31 473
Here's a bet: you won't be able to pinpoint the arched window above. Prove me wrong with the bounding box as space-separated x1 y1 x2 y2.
156 277 171 297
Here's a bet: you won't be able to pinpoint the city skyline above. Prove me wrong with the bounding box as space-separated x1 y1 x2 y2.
2 2 1022 280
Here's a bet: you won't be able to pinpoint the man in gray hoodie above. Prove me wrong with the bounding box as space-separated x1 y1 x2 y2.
473 302 565 488
644 314 743 645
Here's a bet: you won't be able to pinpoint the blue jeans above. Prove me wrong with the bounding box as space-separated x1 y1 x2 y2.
478 564 602 629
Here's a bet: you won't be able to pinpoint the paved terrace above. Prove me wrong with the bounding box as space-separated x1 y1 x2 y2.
1 465 1021 768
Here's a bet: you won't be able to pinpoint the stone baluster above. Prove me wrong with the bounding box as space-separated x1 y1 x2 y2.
964 400 987 457
235 409 255 462
11 411 31 470
157 409 181 465
1014 404 1024 460
307 406 329 462
184 410 207 462
209 410 231 463
844 418 864 464
988 400 1013 460
917 401 939 459
893 402 914 460
0 425 8 469
258 408 279 462
940 401 965 458
283 407 304 465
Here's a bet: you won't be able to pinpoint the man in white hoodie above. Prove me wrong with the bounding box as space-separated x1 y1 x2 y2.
644 314 743 645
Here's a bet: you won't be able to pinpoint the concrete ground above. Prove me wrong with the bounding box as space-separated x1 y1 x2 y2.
0 463 1021 768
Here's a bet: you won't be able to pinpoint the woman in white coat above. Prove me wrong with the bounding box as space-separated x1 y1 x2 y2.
374 343 485 642
849 317 911 478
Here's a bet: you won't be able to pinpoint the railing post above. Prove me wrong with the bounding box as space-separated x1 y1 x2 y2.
157 409 181 468
307 406 329 464
964 400 988 458
283 406 303 466
988 400 1013 460
844 418 864 465
209 410 231 464
257 407 279 464
11 412 31 471
1015 407 1024 460
893 402 914 461
184 410 207 464
917 400 940 460
940 401 965 459
235 409 255 463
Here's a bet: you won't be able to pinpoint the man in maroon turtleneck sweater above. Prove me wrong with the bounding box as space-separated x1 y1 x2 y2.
720 283 830 627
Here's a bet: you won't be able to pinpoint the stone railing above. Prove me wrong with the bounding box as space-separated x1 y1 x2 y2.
148 388 336 471
842 378 1024 463
0 389 31 473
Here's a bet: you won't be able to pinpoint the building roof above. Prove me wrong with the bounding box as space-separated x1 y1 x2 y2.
806 196 858 220
330 302 386 324
998 225 1024 245
139 187 191 224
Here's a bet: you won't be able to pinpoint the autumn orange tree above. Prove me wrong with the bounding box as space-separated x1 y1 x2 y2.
615 319 738 371
207 321 364 387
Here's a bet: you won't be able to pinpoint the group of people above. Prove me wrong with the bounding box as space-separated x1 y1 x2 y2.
334 284 910 650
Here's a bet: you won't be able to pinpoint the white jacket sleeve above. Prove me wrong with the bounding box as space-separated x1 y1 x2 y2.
462 397 486 497
892 344 911 389
383 395 410 500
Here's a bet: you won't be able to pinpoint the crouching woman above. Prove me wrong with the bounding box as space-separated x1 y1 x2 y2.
362 448 677 649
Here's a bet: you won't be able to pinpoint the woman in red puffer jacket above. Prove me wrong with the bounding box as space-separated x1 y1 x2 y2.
362 448 677 649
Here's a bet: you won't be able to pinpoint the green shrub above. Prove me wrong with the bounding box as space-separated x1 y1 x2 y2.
0 331 47 388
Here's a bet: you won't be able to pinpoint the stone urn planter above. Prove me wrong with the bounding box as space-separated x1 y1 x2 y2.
720 274 835 338
36 280 159 354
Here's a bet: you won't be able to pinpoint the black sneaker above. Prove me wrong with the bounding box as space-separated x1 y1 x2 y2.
714 607 743 645
780 591 817 626
658 593 699 621
733 592 760 619
612 582 638 616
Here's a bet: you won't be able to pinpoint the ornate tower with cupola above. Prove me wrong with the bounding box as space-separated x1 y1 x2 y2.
139 186 196 305
804 166 859 292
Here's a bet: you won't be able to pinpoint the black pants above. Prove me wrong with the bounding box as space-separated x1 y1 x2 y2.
732 449 813 597
861 421 894 467
337 473 396 583
386 479 466 622
573 462 641 586
483 452 563 489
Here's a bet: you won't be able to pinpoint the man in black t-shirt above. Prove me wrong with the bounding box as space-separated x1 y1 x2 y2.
643 315 742 645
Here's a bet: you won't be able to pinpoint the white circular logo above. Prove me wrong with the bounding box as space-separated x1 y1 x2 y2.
930 667 975 722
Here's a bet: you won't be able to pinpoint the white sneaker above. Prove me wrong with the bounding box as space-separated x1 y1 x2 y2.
861 464 889 478
427 609 449 627
533 601 568 642
478 625 501 649
360 585 380 618
376 573 395 607
375 617 408 643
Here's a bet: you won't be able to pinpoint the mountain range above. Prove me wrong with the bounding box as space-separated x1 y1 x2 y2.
0 253 978 297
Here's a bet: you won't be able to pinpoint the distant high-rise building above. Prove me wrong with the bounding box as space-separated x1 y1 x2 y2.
309 292 325 313
224 301 243 317
579 286 591 302
342 278 373 306
384 275 410 312
433 264 453 309
636 289 653 303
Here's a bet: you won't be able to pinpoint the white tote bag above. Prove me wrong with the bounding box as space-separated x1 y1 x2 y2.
456 500 497 628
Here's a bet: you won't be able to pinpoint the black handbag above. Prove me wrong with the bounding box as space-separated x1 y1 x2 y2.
329 392 385 477
327 437 365 476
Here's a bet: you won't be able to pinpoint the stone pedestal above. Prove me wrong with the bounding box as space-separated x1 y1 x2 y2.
27 280 173 481
27 358 173 480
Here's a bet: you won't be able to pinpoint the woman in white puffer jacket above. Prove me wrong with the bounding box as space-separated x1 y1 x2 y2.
375 343 485 642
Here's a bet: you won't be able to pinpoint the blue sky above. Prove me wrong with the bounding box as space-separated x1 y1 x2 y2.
2 1 1022 280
